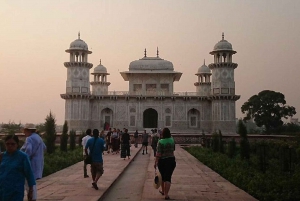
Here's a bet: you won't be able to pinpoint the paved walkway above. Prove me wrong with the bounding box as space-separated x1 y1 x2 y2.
143 145 257 201
31 145 257 201
34 147 142 201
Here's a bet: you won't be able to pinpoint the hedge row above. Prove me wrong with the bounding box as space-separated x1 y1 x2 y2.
185 146 300 201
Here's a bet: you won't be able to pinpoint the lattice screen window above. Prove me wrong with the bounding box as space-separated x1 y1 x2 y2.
190 116 197 127
130 115 136 127
165 115 171 127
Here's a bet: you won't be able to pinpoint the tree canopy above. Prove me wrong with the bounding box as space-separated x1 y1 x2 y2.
241 90 296 134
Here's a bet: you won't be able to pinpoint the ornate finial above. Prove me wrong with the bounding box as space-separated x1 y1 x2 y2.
144 48 147 57
100 59 101 65
157 47 159 57
78 32 80 39
222 32 224 40
204 59 205 65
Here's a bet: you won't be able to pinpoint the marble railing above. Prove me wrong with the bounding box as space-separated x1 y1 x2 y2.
106 91 198 96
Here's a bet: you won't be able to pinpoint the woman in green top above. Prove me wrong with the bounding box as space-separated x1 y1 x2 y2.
154 128 176 200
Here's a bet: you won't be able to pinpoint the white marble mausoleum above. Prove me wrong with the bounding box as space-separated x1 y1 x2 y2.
61 33 240 134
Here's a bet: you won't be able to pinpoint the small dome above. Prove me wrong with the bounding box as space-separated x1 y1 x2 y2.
94 60 107 73
69 33 89 51
197 60 211 74
198 64 211 74
213 33 233 51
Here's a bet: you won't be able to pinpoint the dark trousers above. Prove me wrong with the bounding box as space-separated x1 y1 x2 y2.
83 155 88 176
158 157 176 182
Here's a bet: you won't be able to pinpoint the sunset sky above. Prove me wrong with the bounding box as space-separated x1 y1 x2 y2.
1 0 299 125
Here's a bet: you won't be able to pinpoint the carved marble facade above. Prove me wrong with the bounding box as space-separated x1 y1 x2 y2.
61 33 240 134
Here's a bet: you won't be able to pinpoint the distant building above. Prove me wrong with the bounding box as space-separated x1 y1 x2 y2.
61 33 240 134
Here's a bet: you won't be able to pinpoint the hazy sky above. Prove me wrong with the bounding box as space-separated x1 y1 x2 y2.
1 0 299 125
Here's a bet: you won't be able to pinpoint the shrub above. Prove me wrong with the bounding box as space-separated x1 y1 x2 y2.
238 120 250 160
69 129 76 150
211 131 219 152
60 121 68 152
43 147 82 177
228 138 236 158
78 130 85 147
44 112 57 154
219 130 224 153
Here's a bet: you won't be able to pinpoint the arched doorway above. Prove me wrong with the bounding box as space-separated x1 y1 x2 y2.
143 108 158 128
187 108 200 128
101 108 113 131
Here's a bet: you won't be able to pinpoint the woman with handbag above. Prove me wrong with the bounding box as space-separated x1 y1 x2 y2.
154 128 176 200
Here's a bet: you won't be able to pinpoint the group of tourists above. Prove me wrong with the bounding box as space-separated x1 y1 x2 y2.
82 127 177 200
82 127 132 190
0 124 46 201
0 124 176 200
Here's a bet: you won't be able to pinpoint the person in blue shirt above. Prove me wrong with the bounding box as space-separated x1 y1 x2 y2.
0 135 36 201
85 129 105 190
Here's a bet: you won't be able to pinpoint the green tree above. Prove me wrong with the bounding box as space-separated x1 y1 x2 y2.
241 90 296 134
69 129 76 150
44 112 57 154
60 121 68 152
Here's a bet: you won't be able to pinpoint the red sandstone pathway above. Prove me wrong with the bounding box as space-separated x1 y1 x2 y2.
32 147 142 201
28 145 257 201
143 145 257 201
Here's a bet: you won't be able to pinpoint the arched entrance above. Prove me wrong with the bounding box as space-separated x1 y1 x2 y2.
187 108 200 128
101 108 113 130
143 108 158 128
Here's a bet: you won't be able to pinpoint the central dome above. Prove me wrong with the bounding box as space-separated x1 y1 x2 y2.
129 56 174 71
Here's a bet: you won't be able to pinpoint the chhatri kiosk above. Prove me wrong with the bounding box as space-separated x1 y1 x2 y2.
61 33 240 134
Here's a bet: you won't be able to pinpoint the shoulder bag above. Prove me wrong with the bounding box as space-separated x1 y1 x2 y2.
84 138 97 164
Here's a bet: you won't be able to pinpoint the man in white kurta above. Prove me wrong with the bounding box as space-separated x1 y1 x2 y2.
82 129 92 178
21 124 46 201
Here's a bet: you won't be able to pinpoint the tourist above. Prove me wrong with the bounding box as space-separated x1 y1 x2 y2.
100 130 106 155
81 128 92 178
158 128 162 139
21 123 46 201
0 135 36 201
134 130 139 148
106 128 112 153
142 130 149 155
120 128 131 160
111 128 119 154
154 128 176 200
85 129 105 190
151 130 159 157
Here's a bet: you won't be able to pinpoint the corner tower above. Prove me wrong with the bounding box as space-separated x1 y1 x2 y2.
91 60 110 95
208 33 240 133
61 33 93 131
195 60 211 96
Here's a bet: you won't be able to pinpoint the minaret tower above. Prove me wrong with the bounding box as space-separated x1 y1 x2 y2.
61 33 93 131
194 60 211 96
91 59 110 95
208 33 240 133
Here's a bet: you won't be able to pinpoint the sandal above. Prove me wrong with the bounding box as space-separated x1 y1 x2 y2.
165 196 170 200
159 190 164 195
